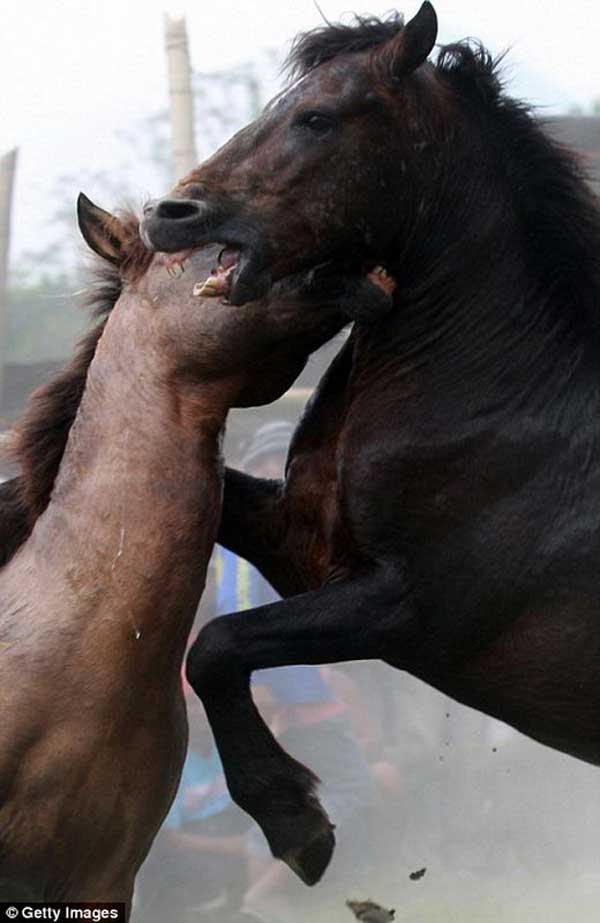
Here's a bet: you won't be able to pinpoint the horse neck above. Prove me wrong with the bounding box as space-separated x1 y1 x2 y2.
373 148 600 416
16 287 229 661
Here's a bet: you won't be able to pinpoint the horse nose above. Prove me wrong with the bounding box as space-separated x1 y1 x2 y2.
143 199 158 217
140 195 224 252
154 198 207 222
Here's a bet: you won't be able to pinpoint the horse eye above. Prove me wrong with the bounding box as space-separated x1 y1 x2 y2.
295 112 335 135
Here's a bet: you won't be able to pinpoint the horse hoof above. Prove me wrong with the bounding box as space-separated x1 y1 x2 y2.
239 765 336 885
255 787 336 885
281 823 336 885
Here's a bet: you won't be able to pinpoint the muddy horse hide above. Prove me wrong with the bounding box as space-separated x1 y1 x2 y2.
141 2 600 887
0 196 388 902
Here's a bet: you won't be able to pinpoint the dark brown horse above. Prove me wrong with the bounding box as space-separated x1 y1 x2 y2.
0 195 389 903
140 2 600 888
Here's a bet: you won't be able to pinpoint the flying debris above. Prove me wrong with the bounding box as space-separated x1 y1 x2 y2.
346 899 396 922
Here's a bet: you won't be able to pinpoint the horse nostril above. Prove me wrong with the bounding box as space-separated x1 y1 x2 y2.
143 199 157 217
155 198 202 222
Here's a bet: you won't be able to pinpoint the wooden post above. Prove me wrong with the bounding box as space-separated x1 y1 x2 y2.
164 16 198 185
0 148 18 414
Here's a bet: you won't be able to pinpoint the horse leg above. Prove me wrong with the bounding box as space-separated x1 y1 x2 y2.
186 563 419 885
218 469 307 596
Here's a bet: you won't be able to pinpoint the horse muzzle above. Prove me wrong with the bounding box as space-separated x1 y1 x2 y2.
140 197 222 252
140 197 272 306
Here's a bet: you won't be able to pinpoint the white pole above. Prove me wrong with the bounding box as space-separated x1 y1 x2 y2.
164 16 198 185
0 148 18 413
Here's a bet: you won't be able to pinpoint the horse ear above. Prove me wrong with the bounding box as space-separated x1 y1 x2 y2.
382 2 438 78
77 193 127 265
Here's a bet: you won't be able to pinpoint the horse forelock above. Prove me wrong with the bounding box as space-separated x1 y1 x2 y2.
2 210 151 560
285 13 405 81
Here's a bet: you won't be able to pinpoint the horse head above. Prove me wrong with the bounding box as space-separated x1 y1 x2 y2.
78 193 353 408
140 3 440 304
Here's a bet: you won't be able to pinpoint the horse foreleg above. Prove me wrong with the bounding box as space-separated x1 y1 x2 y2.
218 468 306 596
186 562 419 885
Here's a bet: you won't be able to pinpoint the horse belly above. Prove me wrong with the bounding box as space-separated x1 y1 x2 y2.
446 595 600 766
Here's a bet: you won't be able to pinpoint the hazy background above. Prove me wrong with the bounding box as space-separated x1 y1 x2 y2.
2 3 600 921
3 0 600 268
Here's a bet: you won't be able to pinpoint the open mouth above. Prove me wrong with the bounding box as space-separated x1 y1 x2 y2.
159 243 270 306
141 196 275 304
159 243 397 309
192 245 242 299
159 244 242 299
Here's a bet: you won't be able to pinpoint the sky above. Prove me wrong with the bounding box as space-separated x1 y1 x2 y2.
2 0 600 267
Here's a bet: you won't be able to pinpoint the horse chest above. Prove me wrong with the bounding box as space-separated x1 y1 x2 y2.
285 443 355 587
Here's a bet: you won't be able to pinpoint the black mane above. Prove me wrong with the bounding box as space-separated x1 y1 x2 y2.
436 49 600 349
436 42 504 105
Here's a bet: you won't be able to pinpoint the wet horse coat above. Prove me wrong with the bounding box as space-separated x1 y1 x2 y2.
141 4 600 885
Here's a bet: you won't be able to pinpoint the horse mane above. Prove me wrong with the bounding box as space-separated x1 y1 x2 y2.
437 47 600 347
1 210 150 566
436 42 504 104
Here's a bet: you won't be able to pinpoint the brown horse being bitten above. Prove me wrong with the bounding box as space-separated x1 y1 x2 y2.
0 196 390 904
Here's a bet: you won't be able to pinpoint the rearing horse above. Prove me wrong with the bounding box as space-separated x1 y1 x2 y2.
0 196 388 903
141 3 600 887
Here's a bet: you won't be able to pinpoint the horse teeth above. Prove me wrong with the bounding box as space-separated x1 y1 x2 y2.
193 277 219 297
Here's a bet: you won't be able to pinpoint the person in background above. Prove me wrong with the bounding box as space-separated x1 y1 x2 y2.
136 683 251 922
